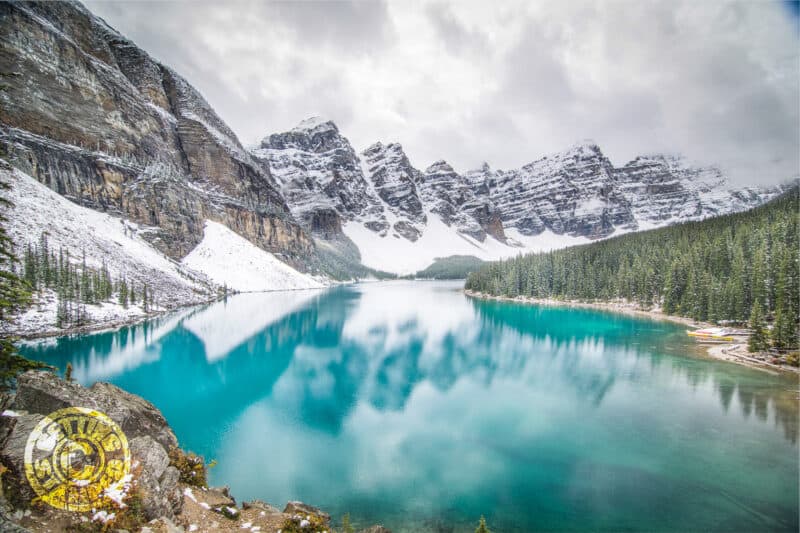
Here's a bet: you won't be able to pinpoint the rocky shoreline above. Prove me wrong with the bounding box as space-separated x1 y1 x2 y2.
0 371 390 533
464 290 800 374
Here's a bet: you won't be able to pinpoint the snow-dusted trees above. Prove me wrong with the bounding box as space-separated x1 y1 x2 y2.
21 232 157 329
0 181 47 387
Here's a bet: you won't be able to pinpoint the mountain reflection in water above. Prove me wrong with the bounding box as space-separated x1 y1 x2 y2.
20 281 799 533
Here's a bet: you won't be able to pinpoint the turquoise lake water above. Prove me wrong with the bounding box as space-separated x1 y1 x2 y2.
19 281 799 532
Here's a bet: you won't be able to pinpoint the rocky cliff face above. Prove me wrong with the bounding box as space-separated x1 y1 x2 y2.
477 142 636 238
257 122 781 249
251 118 387 238
360 142 426 241
613 154 775 224
0 1 313 267
420 160 505 242
257 125 510 245
0 370 183 526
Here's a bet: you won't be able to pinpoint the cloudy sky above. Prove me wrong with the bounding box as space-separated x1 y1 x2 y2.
86 0 798 185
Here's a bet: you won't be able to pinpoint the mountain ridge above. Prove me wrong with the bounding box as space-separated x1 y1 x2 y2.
0 0 788 281
252 115 785 273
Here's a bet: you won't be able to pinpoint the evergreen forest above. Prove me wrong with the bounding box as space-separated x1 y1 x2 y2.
465 185 800 351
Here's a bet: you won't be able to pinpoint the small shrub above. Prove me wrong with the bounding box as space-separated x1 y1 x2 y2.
280 513 329 533
66 473 146 532
785 352 799 367
105 487 147 531
168 447 207 487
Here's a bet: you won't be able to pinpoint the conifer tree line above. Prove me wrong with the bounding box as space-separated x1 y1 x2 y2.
466 185 800 351
0 180 50 386
19 232 156 328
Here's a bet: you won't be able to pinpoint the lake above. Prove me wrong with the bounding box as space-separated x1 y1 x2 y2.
19 281 799 532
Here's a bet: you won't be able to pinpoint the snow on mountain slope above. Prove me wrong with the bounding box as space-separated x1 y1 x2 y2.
1 166 214 302
612 153 787 227
343 213 592 275
0 165 217 336
182 221 324 292
251 118 386 232
250 118 783 276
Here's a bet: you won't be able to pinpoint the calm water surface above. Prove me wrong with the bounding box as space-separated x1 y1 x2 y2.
20 281 799 532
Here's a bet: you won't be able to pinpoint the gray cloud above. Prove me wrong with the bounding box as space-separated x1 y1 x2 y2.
425 2 489 56
86 0 798 185
266 0 395 55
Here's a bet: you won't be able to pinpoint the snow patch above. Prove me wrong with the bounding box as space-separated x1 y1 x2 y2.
182 220 324 292
183 487 197 503
292 116 335 133
0 167 215 336
343 212 591 275
503 228 591 252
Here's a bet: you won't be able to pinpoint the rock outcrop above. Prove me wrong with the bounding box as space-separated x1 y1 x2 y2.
0 1 313 267
0 371 181 523
478 142 636 238
360 142 426 241
420 159 504 242
613 153 778 224
251 118 387 238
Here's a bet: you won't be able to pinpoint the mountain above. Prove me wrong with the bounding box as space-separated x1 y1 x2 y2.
0 1 313 267
254 122 783 274
0 1 324 336
0 0 786 288
360 141 426 240
250 117 388 239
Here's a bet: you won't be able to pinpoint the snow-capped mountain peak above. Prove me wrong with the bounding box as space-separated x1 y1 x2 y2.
292 116 337 133
249 123 784 274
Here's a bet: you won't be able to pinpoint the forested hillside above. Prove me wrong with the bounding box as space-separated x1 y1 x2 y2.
413 255 484 279
466 184 799 349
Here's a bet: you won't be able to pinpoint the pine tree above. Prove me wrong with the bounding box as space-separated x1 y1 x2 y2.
341 514 354 533
80 250 91 303
772 250 799 349
0 180 48 388
23 243 36 288
750 245 767 317
56 282 67 328
118 277 128 308
748 304 769 353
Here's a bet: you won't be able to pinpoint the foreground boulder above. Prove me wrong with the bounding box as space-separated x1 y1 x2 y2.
283 500 331 524
0 370 182 523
